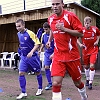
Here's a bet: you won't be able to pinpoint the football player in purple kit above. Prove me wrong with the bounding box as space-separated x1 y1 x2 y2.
39 22 54 90
15 19 43 100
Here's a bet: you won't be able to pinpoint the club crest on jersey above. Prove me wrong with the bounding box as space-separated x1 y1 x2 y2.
92 32 94 37
56 20 60 23
60 22 64 26
24 36 27 40
56 20 64 26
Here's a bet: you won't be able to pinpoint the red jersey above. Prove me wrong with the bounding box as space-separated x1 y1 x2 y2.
82 26 100 55
48 10 83 61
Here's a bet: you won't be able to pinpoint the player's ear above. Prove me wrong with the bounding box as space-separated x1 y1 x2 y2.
62 3 65 8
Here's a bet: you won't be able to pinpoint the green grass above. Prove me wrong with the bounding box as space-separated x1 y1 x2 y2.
22 96 46 100
0 95 46 100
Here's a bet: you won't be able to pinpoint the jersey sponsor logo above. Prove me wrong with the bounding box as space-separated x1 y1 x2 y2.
87 32 91 33
60 32 65 34
53 31 59 34
84 37 94 40
53 31 65 34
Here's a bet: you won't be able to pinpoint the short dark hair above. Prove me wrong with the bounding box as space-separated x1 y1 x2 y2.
15 19 25 25
43 22 50 28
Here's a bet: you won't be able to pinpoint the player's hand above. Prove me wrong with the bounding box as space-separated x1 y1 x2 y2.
46 41 51 49
49 53 54 59
99 47 100 50
38 50 41 56
79 44 85 48
27 52 33 58
94 41 98 46
55 23 65 32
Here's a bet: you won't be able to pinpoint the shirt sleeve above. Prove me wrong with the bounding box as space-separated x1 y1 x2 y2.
27 30 40 45
41 33 45 44
96 27 100 36
70 13 83 33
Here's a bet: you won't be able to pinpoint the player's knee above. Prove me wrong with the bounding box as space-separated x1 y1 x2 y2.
52 76 63 86
52 81 58 86
84 65 89 69
75 81 84 89
90 64 95 68
74 80 81 87
45 66 50 69
35 72 41 75
75 82 80 87
19 72 25 76
52 81 62 86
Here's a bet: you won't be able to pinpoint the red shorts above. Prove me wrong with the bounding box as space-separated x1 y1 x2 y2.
83 53 97 65
51 59 82 81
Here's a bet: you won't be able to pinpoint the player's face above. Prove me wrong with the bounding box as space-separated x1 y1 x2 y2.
43 28 50 34
51 0 64 16
84 20 91 29
16 22 25 32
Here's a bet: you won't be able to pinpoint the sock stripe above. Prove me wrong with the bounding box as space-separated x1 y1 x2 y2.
52 85 61 92
90 67 95 71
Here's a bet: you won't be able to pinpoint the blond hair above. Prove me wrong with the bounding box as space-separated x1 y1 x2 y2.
84 16 92 22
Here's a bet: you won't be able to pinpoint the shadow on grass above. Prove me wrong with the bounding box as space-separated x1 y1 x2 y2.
22 96 46 100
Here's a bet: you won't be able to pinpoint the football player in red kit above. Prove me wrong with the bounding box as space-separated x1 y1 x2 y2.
46 0 88 100
77 16 100 90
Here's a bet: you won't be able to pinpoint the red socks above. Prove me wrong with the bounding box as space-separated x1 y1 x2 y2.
52 85 61 92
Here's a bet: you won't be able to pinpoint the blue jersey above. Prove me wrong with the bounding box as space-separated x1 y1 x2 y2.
17 29 40 56
18 47 21 56
41 32 54 66
37 28 44 40
41 33 54 53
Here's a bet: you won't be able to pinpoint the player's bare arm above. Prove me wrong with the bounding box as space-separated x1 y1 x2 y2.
49 53 54 59
94 36 100 46
56 23 83 37
77 38 85 48
38 44 44 55
46 31 54 48
27 44 40 58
